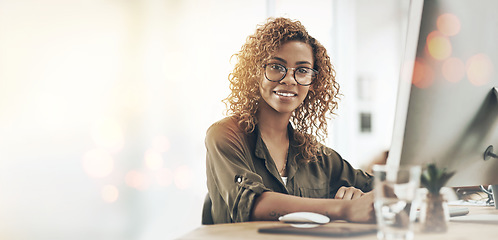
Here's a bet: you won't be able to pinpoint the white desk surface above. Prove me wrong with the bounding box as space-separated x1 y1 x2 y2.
179 206 498 240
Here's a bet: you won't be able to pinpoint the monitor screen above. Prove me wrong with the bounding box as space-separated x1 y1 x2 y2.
388 0 498 187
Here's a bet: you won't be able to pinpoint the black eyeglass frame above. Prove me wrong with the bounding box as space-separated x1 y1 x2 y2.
262 63 318 86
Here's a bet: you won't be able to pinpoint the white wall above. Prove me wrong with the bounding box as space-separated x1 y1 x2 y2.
330 0 409 169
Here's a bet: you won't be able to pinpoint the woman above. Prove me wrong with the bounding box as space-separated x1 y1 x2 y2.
205 17 375 224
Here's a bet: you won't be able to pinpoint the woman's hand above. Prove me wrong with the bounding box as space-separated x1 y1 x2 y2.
334 186 365 200
342 191 376 223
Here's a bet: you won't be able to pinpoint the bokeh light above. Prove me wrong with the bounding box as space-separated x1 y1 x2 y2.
125 170 150 190
174 165 194 190
156 168 173 187
91 118 125 153
437 13 461 36
101 184 119 203
442 57 465 83
82 148 114 178
152 135 171 153
144 149 164 170
426 31 452 60
466 53 494 86
412 59 435 88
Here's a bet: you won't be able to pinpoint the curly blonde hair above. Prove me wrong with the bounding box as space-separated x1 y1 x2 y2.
224 17 340 161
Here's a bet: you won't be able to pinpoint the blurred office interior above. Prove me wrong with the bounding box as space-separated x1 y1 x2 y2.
0 0 408 239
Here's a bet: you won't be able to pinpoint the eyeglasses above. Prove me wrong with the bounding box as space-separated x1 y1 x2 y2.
263 63 317 86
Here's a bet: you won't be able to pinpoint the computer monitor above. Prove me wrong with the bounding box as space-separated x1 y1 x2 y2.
388 0 498 188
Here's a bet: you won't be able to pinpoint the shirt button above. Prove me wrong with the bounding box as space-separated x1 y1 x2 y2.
235 175 242 183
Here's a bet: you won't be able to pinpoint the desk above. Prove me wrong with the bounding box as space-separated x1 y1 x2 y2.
179 206 498 240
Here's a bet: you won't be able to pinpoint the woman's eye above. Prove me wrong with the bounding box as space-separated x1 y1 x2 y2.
297 68 310 74
271 64 285 72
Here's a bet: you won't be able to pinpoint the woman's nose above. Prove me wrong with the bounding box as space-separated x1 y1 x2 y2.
279 69 297 85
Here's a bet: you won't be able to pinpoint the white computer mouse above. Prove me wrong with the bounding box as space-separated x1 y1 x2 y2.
278 212 330 224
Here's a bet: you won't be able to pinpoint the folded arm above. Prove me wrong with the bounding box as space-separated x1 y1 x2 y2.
251 190 375 223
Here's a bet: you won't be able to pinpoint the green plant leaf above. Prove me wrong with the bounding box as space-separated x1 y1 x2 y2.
420 163 455 194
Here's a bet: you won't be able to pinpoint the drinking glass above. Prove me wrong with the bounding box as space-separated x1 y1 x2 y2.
373 165 421 240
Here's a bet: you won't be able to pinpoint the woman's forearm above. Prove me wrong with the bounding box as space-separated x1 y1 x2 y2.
250 191 348 221
250 191 375 223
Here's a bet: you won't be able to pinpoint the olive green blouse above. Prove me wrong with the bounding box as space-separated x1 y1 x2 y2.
205 117 373 224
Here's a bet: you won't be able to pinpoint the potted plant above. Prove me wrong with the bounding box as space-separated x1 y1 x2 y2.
419 163 456 233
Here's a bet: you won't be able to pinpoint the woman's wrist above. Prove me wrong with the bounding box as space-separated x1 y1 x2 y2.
338 199 351 221
321 198 350 221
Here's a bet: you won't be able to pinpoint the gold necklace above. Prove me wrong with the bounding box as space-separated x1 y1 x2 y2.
279 161 287 176
279 148 289 176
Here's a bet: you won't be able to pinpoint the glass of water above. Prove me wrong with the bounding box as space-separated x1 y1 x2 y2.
373 165 421 240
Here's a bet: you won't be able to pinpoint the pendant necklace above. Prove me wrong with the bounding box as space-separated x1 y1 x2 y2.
279 148 289 177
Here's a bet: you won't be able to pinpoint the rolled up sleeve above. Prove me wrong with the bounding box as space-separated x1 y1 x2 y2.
205 121 269 223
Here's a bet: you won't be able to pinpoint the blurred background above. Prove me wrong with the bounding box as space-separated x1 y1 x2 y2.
0 0 409 239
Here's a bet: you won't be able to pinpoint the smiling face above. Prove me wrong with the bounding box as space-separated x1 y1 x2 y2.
259 40 314 115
